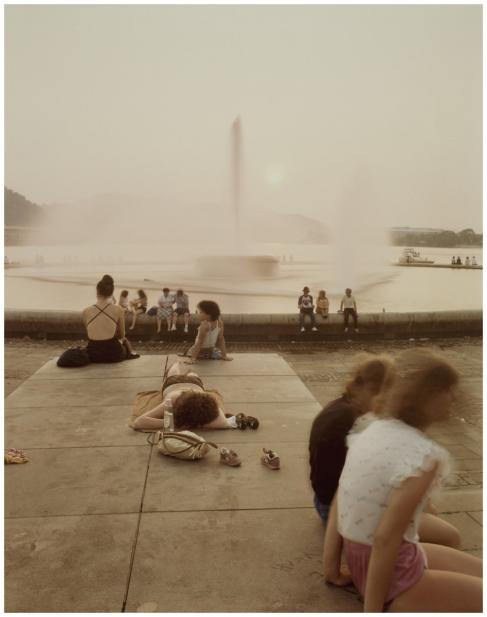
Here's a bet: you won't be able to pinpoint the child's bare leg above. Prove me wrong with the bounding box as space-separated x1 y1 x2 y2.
156 317 161 333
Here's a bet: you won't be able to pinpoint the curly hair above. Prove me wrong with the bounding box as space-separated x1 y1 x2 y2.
380 350 459 429
172 391 219 428
197 300 221 321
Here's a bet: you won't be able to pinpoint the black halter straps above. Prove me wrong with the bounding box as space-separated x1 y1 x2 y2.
86 304 118 327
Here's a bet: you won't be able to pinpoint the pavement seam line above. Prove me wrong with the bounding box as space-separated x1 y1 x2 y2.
121 355 166 612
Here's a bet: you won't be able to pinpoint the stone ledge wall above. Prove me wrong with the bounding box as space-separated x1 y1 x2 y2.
4 309 482 341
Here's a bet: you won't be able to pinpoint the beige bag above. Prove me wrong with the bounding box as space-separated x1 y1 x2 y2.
147 430 218 461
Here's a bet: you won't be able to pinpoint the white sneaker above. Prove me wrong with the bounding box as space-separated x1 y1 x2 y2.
184 325 189 333
300 327 305 332
355 328 359 333
171 325 177 331
344 327 348 333
312 327 318 331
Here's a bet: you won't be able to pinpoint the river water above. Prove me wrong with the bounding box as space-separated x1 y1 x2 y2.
4 244 482 314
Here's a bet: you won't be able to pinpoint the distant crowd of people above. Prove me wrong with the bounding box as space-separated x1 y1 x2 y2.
451 255 477 266
298 286 358 333
116 287 190 333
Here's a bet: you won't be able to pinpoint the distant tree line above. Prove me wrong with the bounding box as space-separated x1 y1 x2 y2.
390 228 482 248
5 187 45 227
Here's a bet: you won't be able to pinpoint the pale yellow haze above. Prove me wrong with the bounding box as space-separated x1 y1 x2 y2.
5 4 482 230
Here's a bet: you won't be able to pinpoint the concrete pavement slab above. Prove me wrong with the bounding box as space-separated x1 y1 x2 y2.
165 353 296 375
436 489 483 513
439 512 483 551
5 405 147 448
125 509 358 613
468 511 483 526
31 355 169 380
200 401 322 444
5 514 137 612
6 446 150 517
5 375 314 408
31 353 296 379
143 441 314 513
4 377 163 408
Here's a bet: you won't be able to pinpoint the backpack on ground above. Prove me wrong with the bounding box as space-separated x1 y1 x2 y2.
57 347 91 368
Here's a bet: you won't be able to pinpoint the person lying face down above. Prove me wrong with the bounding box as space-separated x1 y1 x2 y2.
131 361 257 431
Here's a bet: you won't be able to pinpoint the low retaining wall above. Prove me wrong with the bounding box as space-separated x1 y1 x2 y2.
4 309 482 341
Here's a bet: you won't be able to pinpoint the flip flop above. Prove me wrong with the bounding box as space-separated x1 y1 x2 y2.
220 448 241 467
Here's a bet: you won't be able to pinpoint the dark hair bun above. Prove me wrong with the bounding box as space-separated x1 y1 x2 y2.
96 274 115 298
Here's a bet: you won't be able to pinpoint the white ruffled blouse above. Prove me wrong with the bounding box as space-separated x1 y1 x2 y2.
337 418 450 545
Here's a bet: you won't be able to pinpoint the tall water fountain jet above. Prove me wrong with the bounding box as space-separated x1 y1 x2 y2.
195 116 280 279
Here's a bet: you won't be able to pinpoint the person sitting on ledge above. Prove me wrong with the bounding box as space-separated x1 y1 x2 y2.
172 289 190 333
118 289 129 311
298 286 318 332
129 289 148 330
83 274 139 363
340 288 358 333
182 300 232 362
451 255 456 265
472 256 477 266
456 256 462 265
131 360 257 431
465 256 471 267
316 290 329 320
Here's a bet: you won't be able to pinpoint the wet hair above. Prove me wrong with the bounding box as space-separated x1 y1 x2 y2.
96 274 114 298
138 289 147 299
344 354 395 401
120 290 129 298
318 290 326 299
172 391 219 428
163 287 170 293
345 288 352 294
176 289 184 296
380 350 459 429
197 300 221 321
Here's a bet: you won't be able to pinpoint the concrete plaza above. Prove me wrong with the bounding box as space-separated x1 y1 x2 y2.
4 339 483 612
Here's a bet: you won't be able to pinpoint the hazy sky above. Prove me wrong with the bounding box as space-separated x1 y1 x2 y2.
5 5 482 231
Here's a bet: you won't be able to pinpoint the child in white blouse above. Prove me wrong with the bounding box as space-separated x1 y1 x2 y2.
324 351 482 612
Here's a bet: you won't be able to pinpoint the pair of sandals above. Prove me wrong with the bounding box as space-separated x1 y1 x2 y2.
219 447 280 470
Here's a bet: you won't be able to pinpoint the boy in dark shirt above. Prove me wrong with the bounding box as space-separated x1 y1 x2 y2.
298 286 318 332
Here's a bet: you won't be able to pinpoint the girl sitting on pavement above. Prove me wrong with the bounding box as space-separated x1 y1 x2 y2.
183 300 232 362
83 275 139 362
131 360 258 431
323 350 482 612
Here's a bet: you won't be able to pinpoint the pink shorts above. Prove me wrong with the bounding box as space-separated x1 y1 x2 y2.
343 539 427 607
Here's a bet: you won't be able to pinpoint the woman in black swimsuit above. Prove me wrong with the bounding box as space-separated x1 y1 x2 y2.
82 275 140 363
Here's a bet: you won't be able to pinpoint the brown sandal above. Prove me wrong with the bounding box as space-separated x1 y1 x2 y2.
220 447 241 467
261 448 280 470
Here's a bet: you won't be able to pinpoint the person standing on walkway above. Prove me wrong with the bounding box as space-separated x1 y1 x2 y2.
323 351 482 611
298 286 318 332
340 288 358 333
